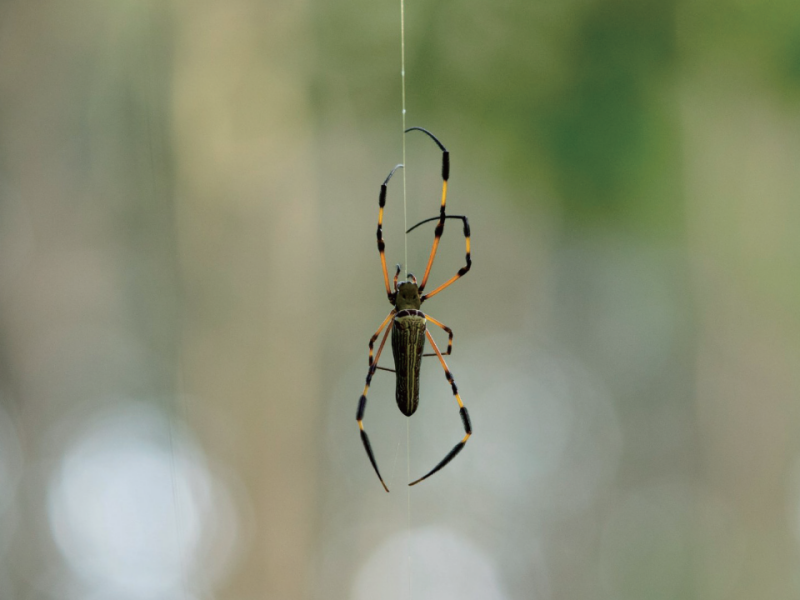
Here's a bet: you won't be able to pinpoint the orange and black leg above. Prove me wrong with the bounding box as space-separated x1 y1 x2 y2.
409 330 472 486
357 321 394 492
368 310 396 367
377 165 403 304
423 314 454 357
405 127 449 294
406 214 471 302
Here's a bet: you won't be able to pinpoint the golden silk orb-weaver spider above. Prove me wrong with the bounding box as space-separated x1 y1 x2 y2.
356 127 472 492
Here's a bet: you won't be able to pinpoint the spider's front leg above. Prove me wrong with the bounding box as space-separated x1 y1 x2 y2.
377 165 403 304
405 127 450 294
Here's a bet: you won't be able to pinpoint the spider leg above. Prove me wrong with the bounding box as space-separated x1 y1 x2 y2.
368 310 396 367
357 320 394 492
406 215 471 302
405 127 449 294
409 329 472 486
423 314 453 357
377 165 403 304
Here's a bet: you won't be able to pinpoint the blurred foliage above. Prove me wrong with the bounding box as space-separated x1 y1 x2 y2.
312 0 683 233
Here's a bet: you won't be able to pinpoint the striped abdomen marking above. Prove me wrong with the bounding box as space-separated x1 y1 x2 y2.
391 312 426 416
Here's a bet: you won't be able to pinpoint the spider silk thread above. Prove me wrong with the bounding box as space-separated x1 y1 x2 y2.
399 3 413 599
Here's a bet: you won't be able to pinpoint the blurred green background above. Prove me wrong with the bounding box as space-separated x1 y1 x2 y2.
1 0 800 599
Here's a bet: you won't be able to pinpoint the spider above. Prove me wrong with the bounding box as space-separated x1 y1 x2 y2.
356 127 472 492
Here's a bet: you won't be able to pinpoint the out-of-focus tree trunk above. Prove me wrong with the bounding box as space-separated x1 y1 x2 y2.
171 1 321 598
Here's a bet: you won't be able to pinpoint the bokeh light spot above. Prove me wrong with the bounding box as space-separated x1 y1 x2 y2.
46 401 241 599
353 526 508 600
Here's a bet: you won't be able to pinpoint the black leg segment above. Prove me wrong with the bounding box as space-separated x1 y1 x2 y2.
357 322 394 492
409 330 472 486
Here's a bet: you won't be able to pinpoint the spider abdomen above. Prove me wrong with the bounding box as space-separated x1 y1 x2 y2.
391 311 426 416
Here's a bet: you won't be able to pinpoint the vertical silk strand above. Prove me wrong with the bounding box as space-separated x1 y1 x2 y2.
400 7 411 600
400 0 408 280
407 418 412 600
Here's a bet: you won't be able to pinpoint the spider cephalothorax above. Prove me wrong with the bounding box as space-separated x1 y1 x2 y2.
394 280 421 310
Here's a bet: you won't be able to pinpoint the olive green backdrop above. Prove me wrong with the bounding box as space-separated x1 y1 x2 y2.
1 1 799 599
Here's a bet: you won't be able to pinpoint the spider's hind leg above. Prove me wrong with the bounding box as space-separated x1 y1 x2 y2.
409 329 472 486
357 319 394 492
